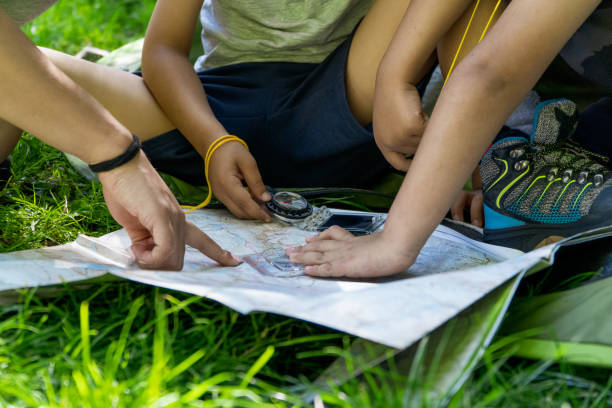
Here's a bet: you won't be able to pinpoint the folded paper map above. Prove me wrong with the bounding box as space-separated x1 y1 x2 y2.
1 208 610 349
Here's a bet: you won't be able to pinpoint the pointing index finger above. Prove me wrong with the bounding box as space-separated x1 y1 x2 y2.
185 221 241 266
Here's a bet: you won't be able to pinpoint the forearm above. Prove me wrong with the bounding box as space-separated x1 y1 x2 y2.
384 67 521 253
0 8 131 163
378 0 473 84
142 0 224 155
383 0 600 254
142 46 225 154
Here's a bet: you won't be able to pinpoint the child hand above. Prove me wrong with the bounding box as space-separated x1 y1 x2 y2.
286 226 417 278
373 81 427 171
207 141 272 221
449 190 484 227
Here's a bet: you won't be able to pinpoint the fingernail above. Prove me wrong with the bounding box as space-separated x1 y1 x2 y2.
306 235 317 242
286 247 297 253
232 254 243 263
474 220 482 227
262 192 272 201
453 215 460 221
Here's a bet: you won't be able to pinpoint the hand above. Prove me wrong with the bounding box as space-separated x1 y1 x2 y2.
372 81 427 171
207 141 271 220
450 190 484 227
99 151 241 270
286 226 417 278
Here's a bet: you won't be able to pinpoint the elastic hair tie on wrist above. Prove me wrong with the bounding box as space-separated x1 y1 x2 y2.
182 134 248 213
88 134 142 173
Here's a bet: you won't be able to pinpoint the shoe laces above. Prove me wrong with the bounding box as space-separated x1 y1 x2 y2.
509 140 608 187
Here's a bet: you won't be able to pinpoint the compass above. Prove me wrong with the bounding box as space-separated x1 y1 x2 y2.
265 191 313 223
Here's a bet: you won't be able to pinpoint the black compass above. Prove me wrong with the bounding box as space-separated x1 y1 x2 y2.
265 191 313 223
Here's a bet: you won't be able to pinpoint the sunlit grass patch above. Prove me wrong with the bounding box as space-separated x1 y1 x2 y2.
23 0 156 55
1 135 117 251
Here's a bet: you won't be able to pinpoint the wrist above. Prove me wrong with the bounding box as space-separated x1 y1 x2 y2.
201 129 231 155
375 71 418 103
369 230 418 273
377 56 415 89
381 215 429 264
88 134 142 173
97 149 148 185
80 127 134 165
186 122 229 157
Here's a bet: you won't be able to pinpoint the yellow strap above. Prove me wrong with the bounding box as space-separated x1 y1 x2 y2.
443 0 502 88
479 0 503 42
443 0 482 88
182 135 248 213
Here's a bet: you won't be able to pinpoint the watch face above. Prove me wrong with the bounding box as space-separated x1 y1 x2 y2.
272 192 309 212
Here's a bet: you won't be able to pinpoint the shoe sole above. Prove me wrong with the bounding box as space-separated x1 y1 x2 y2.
484 219 612 251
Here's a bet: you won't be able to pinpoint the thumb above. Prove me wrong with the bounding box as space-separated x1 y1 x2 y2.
185 221 242 266
240 155 271 202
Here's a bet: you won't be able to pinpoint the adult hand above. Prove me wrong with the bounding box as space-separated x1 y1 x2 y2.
286 227 416 278
372 81 427 171
207 141 271 221
99 151 241 270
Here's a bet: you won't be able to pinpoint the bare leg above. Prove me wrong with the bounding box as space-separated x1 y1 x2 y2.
40 47 175 141
0 118 21 162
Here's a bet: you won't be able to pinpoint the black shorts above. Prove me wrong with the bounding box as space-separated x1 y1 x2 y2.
141 35 432 188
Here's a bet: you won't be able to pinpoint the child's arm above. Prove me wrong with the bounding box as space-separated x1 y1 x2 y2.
142 0 271 221
288 0 601 277
372 0 474 171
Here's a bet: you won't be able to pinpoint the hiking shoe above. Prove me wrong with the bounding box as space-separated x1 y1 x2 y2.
481 99 612 251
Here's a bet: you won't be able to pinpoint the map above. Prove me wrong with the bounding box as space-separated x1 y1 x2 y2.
2 208 605 348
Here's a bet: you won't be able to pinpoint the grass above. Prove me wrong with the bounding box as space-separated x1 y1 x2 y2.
23 0 156 56
0 0 611 406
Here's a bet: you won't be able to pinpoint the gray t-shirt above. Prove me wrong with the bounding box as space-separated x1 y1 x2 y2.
195 0 373 71
197 0 612 90
0 0 57 26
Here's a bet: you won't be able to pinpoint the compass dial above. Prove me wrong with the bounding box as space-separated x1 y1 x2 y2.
266 191 313 221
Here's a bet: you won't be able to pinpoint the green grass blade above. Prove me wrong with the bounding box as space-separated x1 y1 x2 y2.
180 372 234 403
107 295 145 378
507 339 612 368
166 349 206 382
80 301 91 370
241 346 275 388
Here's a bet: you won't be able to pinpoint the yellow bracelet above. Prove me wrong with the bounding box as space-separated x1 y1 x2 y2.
182 134 248 213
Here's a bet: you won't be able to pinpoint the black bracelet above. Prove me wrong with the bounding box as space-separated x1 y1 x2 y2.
88 134 142 173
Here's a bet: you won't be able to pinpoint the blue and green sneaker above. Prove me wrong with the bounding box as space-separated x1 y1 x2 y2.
481 99 612 250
